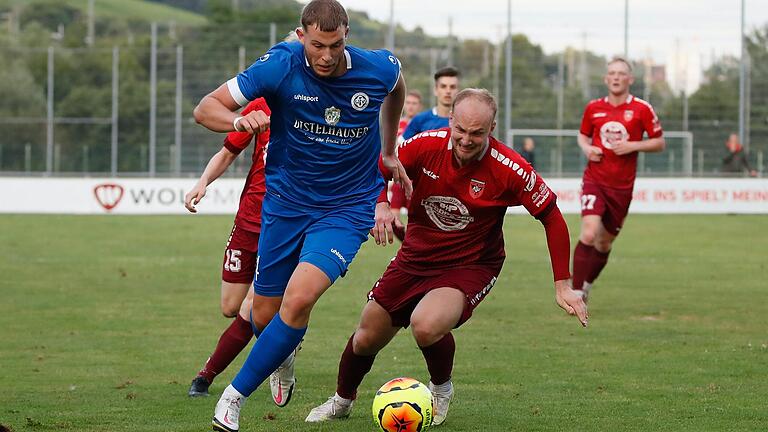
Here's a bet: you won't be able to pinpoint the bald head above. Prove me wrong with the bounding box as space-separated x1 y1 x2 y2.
451 88 498 122
449 88 497 166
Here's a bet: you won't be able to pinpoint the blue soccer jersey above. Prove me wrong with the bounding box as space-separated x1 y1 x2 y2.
227 42 401 209
401 108 449 140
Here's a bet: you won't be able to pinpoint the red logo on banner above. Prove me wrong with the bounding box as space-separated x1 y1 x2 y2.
93 183 124 211
469 178 486 199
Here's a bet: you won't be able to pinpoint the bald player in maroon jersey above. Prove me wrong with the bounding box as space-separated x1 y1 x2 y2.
184 99 297 406
572 58 665 303
305 89 587 426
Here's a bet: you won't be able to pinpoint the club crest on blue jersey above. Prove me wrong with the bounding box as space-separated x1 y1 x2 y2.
324 106 341 126
469 178 486 199
351 92 369 111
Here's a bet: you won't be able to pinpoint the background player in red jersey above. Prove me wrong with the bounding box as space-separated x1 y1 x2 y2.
183 98 297 406
572 58 665 302
305 89 587 426
397 90 423 139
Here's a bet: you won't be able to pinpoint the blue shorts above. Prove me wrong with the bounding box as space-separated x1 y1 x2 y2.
253 192 374 297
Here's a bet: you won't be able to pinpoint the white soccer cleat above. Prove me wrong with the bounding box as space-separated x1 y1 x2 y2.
428 380 454 426
305 393 354 422
269 347 298 407
212 385 246 432
269 341 302 407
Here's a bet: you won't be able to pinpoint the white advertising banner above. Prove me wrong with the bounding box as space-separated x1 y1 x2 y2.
0 177 766 215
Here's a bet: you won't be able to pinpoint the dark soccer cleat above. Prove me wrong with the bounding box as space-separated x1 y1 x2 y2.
189 376 211 397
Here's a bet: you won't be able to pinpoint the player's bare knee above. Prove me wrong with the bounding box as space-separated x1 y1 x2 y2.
352 329 380 356
594 238 613 253
279 295 314 325
410 321 443 347
220 300 240 318
579 229 597 245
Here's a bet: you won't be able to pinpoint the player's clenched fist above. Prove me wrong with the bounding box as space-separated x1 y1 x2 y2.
234 109 270 134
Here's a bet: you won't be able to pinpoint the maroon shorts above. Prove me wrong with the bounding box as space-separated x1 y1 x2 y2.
367 260 502 328
579 180 633 236
221 224 260 284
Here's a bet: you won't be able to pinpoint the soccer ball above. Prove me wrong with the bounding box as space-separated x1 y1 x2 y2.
372 377 433 432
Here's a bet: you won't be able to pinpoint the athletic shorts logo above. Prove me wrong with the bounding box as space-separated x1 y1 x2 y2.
623 110 634 122
469 178 485 199
388 55 398 65
93 183 124 211
350 92 369 111
324 106 341 126
259 54 270 62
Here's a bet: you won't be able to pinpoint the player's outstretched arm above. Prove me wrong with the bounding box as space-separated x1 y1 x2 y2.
555 279 588 327
380 75 412 198
613 136 665 156
370 201 396 246
537 204 588 327
184 147 238 213
193 83 244 133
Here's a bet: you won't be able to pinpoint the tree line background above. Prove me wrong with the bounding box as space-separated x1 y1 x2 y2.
0 0 765 175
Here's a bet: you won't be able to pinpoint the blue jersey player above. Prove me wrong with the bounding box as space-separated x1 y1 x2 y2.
192 1 409 431
401 66 460 140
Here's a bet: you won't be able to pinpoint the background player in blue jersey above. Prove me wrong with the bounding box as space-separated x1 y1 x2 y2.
401 66 461 140
192 1 409 431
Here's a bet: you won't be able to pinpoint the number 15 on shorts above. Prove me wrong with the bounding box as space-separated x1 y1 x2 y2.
224 249 242 272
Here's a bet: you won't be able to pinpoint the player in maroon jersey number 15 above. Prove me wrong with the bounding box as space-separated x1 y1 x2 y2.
305 88 587 426
572 58 665 303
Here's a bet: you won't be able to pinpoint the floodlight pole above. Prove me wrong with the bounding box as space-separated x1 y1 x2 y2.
623 0 629 58
738 0 747 151
386 0 395 51
504 0 512 146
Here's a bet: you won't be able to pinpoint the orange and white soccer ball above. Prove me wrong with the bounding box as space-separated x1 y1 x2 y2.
372 377 433 432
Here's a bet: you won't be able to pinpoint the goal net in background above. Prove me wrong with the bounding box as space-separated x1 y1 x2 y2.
505 129 694 178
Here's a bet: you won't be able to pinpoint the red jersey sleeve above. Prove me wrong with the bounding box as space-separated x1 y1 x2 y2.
499 150 556 218
579 102 594 137
223 98 271 154
640 102 663 139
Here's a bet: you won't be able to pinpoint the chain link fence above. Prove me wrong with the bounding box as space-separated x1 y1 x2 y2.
0 16 765 178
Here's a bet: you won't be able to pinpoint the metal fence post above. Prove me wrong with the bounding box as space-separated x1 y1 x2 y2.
111 46 119 177
175 44 183 176
149 22 157 176
46 45 54 175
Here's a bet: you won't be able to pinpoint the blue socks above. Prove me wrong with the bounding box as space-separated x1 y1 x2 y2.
232 313 306 396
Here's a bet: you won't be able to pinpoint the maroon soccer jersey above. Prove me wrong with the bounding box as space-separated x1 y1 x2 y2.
380 128 557 275
579 95 663 189
223 98 270 233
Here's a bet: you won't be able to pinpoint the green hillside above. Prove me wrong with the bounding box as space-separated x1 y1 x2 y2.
0 0 207 26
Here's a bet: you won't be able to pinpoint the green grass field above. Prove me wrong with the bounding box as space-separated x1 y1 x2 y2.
1 214 767 431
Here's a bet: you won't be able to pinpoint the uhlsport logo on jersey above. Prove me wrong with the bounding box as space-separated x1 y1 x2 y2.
259 54 270 62
93 183 124 211
324 106 341 126
351 92 369 111
469 178 485 199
